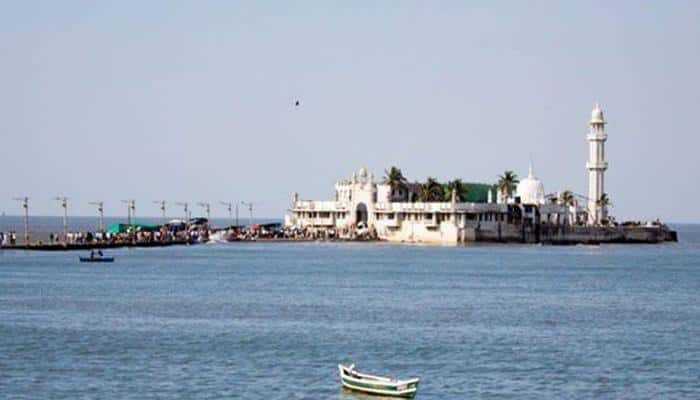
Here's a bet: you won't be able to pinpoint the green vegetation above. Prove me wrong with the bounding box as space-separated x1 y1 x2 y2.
559 190 575 207
444 179 468 202
419 177 444 202
497 170 519 201
383 166 407 191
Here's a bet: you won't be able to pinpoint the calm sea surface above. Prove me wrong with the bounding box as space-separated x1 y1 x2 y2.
1 225 699 399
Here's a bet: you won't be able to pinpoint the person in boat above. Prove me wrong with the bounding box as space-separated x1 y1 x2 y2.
98 250 103 257
90 250 95 259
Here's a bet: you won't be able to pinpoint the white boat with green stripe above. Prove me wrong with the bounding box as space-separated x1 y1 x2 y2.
338 364 420 398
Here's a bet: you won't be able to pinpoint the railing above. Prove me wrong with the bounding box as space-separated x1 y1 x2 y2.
297 217 335 226
311 218 335 226
586 133 608 141
293 201 348 211
585 161 608 170
377 218 400 227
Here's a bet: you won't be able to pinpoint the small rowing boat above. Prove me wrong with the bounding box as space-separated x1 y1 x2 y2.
80 250 114 263
79 255 114 263
338 364 419 398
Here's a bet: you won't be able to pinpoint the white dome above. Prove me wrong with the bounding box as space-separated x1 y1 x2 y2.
590 103 605 124
516 164 545 205
358 166 368 178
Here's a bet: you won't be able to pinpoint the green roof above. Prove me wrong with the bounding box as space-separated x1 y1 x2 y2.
463 182 496 203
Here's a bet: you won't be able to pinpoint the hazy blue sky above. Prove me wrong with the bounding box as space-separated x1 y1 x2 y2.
1 1 699 222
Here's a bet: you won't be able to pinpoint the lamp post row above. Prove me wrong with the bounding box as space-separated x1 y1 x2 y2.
5 198 253 244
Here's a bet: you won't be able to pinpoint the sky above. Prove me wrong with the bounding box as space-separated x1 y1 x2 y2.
1 1 699 222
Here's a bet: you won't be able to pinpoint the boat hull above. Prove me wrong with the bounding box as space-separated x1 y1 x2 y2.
79 257 115 263
341 377 418 398
338 365 419 398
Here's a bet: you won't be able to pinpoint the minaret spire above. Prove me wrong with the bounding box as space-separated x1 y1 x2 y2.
586 103 608 225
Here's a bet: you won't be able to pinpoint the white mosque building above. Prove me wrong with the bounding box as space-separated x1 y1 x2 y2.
286 104 610 244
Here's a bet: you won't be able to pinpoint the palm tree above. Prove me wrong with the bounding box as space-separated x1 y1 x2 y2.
444 179 468 202
557 190 576 225
597 193 612 225
383 166 408 200
419 177 444 202
497 170 519 201
419 185 431 202
559 190 575 207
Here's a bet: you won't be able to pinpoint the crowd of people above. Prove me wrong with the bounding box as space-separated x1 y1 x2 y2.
47 229 186 245
282 223 378 241
0 231 18 246
47 226 213 247
0 221 217 248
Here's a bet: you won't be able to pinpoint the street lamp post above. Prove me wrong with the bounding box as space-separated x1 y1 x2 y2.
153 200 166 220
121 200 135 242
198 202 211 222
54 196 68 244
241 201 253 229
13 197 29 245
121 200 132 226
176 201 189 226
219 201 233 226
89 201 105 232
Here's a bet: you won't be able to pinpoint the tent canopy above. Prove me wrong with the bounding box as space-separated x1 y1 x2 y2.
106 223 161 234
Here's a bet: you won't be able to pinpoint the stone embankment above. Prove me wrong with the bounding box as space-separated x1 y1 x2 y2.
469 223 677 244
539 225 676 244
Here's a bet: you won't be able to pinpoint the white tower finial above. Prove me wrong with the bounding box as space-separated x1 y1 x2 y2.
586 103 608 225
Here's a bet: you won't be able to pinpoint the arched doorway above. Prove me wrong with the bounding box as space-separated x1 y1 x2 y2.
355 203 368 226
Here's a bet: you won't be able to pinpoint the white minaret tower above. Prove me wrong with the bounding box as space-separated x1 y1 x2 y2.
586 103 608 225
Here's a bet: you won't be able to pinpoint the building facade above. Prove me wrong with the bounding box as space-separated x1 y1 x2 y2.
286 164 579 244
286 105 609 243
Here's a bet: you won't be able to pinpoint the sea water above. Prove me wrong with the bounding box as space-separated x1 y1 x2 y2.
1 225 699 399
